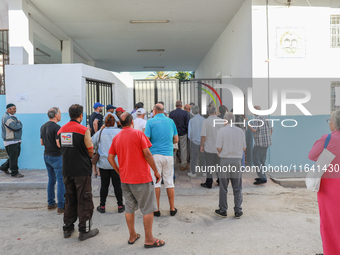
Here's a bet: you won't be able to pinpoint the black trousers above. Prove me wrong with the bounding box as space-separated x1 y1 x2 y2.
1 142 21 176
63 175 94 233
204 152 220 188
99 168 123 207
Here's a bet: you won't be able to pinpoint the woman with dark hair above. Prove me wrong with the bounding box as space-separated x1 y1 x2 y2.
92 114 124 213
309 110 340 255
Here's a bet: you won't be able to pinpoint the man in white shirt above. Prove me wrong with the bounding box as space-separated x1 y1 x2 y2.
215 112 246 219
131 102 148 121
133 108 147 132
200 106 221 188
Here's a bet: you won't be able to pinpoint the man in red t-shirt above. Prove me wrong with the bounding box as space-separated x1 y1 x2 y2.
108 112 165 248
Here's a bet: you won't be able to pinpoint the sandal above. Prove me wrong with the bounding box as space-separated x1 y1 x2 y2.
144 239 165 248
128 233 140 245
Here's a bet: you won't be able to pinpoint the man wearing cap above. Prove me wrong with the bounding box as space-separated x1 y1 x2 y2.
89 102 104 136
133 108 147 132
104 105 121 128
0 104 24 178
116 107 126 119
132 102 148 121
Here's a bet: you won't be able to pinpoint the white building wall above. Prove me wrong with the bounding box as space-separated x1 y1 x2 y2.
195 0 253 112
5 63 133 169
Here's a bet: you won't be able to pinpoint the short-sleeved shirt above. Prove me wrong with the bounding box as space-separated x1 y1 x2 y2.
134 118 147 132
169 108 189 136
57 120 93 176
201 115 222 154
89 112 103 136
108 127 152 184
145 113 178 156
216 125 246 158
40 121 61 157
252 115 272 147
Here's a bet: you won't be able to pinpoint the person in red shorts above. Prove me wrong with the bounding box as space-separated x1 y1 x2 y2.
108 112 165 249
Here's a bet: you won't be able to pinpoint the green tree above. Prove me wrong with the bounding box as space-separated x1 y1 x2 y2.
174 71 195 80
146 71 175 79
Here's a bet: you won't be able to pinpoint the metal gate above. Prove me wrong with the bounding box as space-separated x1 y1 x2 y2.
134 79 178 117
179 79 221 108
133 79 221 115
86 79 113 124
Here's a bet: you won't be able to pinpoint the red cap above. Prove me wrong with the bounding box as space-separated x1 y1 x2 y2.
116 107 126 112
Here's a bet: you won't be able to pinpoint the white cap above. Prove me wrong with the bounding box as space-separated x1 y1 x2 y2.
136 108 146 115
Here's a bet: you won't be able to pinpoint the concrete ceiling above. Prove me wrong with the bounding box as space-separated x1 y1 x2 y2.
29 0 246 72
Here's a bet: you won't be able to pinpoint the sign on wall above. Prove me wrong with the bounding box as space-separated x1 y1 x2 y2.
276 27 306 58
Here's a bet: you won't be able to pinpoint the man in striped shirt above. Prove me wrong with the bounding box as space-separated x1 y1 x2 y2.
248 106 273 185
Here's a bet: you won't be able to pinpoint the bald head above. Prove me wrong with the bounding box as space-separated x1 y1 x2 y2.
154 103 164 113
175 101 182 108
120 112 133 127
184 104 191 113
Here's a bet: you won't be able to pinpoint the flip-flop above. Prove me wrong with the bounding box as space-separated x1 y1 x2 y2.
128 233 140 245
144 239 165 248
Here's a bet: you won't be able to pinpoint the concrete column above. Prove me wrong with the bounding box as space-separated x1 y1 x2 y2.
62 39 74 63
8 0 34 65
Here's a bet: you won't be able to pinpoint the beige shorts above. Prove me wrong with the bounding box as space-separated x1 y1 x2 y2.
121 182 157 215
150 154 174 189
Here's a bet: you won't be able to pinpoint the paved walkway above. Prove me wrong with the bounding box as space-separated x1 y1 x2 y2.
0 162 276 190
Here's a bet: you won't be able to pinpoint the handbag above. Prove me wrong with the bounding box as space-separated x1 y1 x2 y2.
91 129 103 165
305 134 335 192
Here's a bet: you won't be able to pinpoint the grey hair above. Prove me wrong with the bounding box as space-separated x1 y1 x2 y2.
208 106 216 114
192 105 199 115
224 112 235 123
48 107 59 119
331 110 340 130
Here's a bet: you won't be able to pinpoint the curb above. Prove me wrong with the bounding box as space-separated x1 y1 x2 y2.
270 177 306 188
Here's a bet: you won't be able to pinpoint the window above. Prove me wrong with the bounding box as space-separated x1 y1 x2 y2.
0 30 9 94
331 82 340 113
331 15 340 48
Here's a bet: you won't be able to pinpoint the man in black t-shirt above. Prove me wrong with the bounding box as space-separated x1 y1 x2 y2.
40 107 65 214
89 102 104 136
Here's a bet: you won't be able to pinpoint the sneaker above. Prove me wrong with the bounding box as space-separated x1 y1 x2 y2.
187 172 196 178
235 212 243 219
214 209 227 218
57 208 64 214
96 205 105 213
48 204 57 210
1 169 10 175
118 205 125 213
180 165 189 171
63 229 74 238
253 180 267 185
11 172 24 178
78 228 99 241
200 183 212 189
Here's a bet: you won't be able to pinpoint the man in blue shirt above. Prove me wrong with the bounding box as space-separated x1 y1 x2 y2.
188 105 206 178
169 101 189 171
145 103 179 217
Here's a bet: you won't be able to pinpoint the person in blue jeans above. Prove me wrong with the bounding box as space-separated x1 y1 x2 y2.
40 107 65 214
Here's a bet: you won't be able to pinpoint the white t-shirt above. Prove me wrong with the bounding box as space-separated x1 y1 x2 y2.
216 125 246 158
134 118 147 132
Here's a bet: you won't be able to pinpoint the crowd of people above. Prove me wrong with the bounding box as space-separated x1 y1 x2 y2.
1 100 339 254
